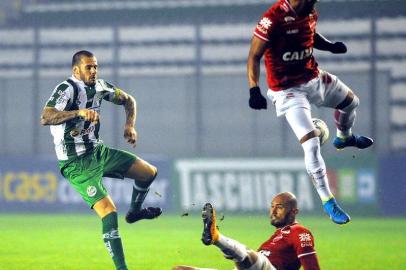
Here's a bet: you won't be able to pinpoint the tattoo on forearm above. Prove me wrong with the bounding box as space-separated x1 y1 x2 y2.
41 109 78 125
124 96 136 127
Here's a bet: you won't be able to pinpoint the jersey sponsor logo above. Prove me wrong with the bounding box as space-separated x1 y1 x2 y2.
70 129 80 137
86 185 97 197
282 47 313 61
70 125 96 137
284 16 296 22
287 29 299 34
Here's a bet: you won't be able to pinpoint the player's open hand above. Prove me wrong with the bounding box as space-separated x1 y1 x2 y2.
249 86 267 110
330 41 347 54
124 125 137 147
77 108 99 123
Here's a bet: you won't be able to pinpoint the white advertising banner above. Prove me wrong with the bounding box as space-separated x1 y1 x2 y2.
175 159 316 212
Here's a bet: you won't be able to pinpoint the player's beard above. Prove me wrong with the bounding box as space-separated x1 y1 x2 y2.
85 80 96 87
271 214 294 228
82 74 96 87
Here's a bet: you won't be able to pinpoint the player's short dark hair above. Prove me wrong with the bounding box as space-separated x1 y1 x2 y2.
72 50 94 67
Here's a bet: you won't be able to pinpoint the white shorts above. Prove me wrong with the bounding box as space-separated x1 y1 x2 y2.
267 70 351 117
244 252 276 270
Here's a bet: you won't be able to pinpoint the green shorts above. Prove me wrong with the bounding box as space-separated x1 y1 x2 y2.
58 144 137 208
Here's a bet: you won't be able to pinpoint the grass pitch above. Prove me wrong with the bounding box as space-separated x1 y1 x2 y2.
0 213 405 270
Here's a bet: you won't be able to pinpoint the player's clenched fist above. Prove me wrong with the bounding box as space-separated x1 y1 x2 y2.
77 108 99 123
249 86 267 110
124 125 137 147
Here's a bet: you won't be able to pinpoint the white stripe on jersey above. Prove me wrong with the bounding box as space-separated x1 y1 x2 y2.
47 76 116 160
51 122 69 160
297 251 317 258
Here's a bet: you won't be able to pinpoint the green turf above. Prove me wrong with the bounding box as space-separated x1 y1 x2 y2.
0 214 405 269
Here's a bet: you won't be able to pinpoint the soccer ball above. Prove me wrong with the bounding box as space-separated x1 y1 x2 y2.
312 118 329 145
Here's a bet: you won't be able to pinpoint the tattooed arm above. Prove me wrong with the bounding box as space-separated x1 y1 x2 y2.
111 89 137 146
40 107 99 125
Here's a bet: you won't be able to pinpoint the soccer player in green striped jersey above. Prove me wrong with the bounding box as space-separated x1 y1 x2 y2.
41 50 162 270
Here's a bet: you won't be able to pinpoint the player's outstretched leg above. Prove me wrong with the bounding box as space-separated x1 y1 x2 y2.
323 197 351 225
201 203 220 245
333 134 373 150
201 203 249 263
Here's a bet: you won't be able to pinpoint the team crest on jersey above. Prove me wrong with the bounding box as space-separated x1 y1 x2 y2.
259 17 272 29
299 233 313 247
87 186 97 197
299 233 312 242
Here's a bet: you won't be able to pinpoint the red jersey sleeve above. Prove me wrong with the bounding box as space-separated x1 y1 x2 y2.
299 253 321 270
290 226 317 259
253 10 275 42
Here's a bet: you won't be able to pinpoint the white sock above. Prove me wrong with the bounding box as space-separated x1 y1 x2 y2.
214 234 248 262
302 137 333 202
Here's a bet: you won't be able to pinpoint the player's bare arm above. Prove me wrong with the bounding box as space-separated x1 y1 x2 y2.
314 32 347 54
247 36 268 110
247 36 267 88
40 107 99 125
111 88 137 146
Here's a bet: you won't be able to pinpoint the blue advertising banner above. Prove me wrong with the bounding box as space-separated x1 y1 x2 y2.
379 153 406 215
0 156 171 213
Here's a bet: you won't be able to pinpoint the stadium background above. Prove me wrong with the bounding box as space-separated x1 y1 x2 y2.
0 0 405 269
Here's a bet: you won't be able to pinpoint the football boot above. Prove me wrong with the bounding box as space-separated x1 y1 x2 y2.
333 134 373 150
201 203 220 245
125 207 162 224
323 197 351 225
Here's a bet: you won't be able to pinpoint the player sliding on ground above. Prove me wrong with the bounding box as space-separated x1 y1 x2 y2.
246 0 373 224
173 192 321 270
41 50 162 270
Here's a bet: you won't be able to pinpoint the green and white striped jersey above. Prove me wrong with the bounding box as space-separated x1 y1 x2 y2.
45 76 118 161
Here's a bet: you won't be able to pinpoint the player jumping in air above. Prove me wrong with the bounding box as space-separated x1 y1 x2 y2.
246 0 373 224
41 50 162 270
173 192 321 270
